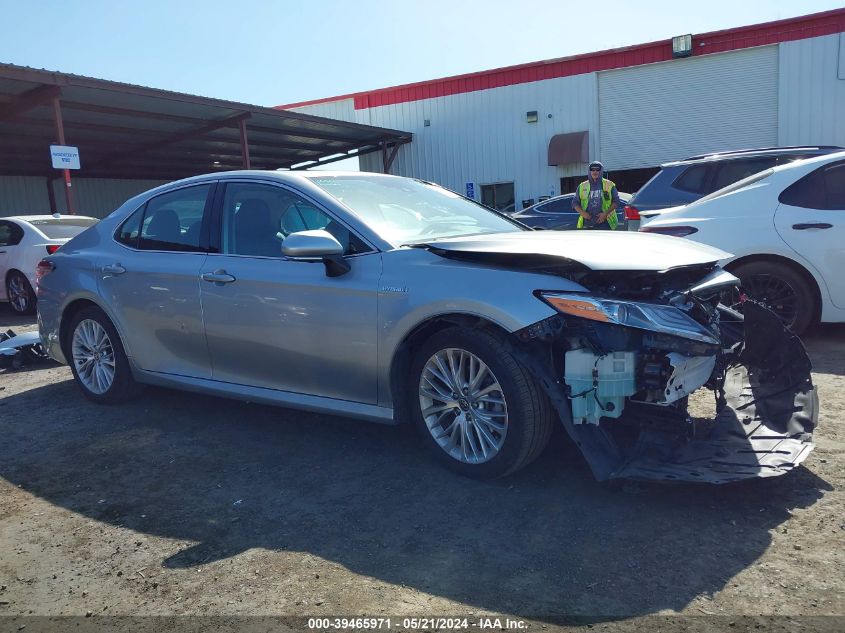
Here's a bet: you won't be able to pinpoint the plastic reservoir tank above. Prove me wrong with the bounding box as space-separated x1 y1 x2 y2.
564 348 637 425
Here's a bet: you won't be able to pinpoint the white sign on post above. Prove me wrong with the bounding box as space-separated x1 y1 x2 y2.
50 145 81 170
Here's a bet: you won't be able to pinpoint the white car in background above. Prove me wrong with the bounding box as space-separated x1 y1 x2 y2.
0 214 98 315
640 151 845 334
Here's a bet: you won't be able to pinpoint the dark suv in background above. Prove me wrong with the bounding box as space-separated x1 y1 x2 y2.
625 146 843 230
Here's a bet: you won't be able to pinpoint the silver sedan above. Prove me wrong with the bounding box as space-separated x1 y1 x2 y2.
37 171 818 482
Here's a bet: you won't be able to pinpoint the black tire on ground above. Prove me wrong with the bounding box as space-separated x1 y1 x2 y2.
6 270 36 315
730 261 816 335
65 305 144 404
409 326 554 479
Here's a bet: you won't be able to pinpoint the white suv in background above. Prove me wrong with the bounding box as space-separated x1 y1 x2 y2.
641 151 845 334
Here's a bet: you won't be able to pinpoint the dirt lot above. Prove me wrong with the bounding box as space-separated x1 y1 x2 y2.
1 304 843 630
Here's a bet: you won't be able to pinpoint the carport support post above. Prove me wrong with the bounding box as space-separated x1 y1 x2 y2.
239 118 251 169
45 177 57 214
52 96 76 215
381 141 401 174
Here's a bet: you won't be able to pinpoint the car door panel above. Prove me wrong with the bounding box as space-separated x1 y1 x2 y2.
99 183 214 377
774 162 845 309
99 250 210 376
200 253 381 403
200 180 381 404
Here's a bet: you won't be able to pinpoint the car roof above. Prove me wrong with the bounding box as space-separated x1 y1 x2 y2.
768 148 845 174
660 146 844 168
155 169 405 187
1 215 98 223
127 169 419 202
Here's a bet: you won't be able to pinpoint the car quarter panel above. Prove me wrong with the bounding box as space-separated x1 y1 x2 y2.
375 248 585 409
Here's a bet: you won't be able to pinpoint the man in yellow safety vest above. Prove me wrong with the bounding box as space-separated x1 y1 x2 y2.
572 161 620 230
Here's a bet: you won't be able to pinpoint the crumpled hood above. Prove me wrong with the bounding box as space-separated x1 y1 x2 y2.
422 230 732 272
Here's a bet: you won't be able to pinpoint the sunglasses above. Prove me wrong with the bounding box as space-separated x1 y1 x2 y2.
589 168 601 172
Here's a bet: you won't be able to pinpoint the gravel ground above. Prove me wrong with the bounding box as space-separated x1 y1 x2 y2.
0 305 843 631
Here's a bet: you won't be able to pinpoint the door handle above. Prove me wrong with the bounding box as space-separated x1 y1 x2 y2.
201 270 236 284
102 264 126 275
792 223 832 230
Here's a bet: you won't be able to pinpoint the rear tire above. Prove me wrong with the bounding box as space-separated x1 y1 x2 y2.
6 271 36 316
410 326 553 479
729 261 816 335
66 305 143 403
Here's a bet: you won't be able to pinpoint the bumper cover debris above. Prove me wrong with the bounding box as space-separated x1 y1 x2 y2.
556 302 818 483
0 329 50 370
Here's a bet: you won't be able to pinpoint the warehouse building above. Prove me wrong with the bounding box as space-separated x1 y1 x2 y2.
282 8 845 211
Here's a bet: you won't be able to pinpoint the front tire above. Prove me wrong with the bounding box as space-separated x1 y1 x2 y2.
410 327 553 479
729 261 816 335
66 306 143 403
6 271 36 315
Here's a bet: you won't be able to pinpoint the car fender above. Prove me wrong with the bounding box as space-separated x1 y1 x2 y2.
375 248 585 408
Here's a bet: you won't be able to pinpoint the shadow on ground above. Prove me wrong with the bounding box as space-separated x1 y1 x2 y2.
803 323 845 377
0 303 37 330
0 377 832 619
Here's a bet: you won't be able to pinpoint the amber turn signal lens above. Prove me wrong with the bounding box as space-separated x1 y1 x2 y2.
543 296 610 322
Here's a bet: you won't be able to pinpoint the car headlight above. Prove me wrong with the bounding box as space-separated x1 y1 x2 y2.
537 291 719 344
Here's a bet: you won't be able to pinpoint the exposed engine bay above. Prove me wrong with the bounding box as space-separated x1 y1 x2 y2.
514 266 818 483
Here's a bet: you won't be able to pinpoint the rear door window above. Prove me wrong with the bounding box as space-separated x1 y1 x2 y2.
822 162 845 209
538 199 571 213
711 157 777 192
0 221 23 246
672 165 711 194
778 170 826 209
137 185 212 252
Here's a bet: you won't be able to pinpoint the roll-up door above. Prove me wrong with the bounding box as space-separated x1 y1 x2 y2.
599 45 778 170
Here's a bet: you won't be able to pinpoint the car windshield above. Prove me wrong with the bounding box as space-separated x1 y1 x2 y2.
28 217 98 239
306 175 524 244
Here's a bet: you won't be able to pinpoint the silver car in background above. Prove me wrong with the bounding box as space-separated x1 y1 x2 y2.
37 171 818 482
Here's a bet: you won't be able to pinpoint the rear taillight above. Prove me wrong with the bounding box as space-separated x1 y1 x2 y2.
640 226 699 237
35 259 55 289
45 244 61 254
624 205 640 220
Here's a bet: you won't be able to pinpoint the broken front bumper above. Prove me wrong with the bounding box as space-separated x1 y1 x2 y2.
555 301 818 483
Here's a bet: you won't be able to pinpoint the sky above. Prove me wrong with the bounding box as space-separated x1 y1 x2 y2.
2 0 843 108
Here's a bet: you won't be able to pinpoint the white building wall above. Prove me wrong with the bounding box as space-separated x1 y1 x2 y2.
598 45 779 169
356 73 599 205
288 98 358 123
778 33 845 147
294 32 845 203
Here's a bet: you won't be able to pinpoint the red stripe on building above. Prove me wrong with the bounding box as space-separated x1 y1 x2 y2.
278 8 845 111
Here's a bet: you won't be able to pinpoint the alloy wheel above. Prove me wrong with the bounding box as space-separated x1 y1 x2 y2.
418 348 508 464
8 274 30 313
71 319 116 395
725 273 800 330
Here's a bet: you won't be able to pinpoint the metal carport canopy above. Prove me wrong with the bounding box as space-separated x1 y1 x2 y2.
0 62 413 182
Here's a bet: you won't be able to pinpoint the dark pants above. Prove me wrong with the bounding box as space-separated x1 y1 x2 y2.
581 222 613 230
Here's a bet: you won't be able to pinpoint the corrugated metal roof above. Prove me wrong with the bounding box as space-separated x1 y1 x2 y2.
0 63 411 180
279 8 845 111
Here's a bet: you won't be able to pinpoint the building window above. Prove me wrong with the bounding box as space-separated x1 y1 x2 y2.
481 182 515 214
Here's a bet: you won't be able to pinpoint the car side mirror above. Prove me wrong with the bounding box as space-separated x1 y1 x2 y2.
281 229 350 277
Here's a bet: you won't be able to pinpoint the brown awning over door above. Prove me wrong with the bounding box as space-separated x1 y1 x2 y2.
548 131 588 166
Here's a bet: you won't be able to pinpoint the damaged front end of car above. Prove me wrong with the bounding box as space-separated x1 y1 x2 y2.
514 265 818 483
